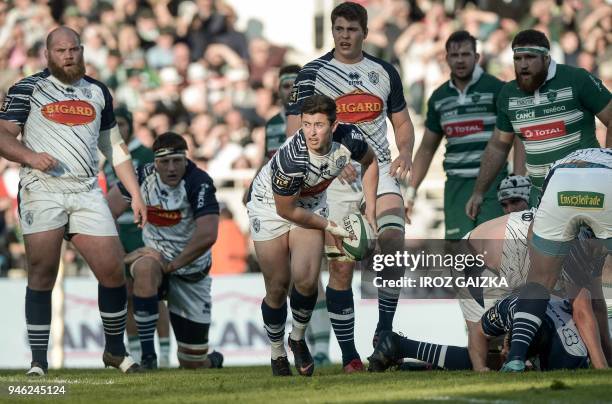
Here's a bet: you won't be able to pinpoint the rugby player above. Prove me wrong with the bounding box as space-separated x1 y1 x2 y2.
502 148 612 371
107 132 223 370
466 29 611 217
286 1 415 371
407 30 506 239
0 26 146 375
247 94 378 376
496 174 530 214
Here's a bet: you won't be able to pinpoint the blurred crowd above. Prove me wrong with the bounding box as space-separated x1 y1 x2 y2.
0 0 610 276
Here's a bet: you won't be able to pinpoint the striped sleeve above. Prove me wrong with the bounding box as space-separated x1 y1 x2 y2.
0 77 37 127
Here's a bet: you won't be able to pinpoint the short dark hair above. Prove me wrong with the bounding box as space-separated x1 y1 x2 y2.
331 1 368 33
152 132 188 153
300 94 337 123
511 29 550 50
445 30 477 52
279 64 301 77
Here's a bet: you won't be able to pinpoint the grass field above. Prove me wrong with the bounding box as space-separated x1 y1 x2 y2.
1 366 611 403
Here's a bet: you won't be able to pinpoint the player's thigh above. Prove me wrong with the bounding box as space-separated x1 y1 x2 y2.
18 188 69 237
71 234 125 283
167 275 212 325
288 226 324 294
253 235 291 295
23 228 65 288
67 188 118 238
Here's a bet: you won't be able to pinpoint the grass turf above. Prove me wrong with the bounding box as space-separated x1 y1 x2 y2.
0 366 611 403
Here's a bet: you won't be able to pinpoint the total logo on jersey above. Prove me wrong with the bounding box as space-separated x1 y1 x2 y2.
335 90 383 124
520 121 566 140
41 100 96 126
443 120 484 137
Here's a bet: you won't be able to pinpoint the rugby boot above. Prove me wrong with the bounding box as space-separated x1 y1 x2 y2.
500 358 526 372
343 358 365 373
368 331 401 372
140 354 158 370
270 356 292 376
25 361 47 377
103 351 141 373
288 337 314 376
208 351 224 368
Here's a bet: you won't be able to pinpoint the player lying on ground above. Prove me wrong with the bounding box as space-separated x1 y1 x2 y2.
246 94 378 376
369 293 591 372
107 132 223 370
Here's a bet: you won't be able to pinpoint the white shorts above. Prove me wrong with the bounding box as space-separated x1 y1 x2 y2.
246 199 328 242
18 187 118 236
326 161 402 224
500 209 534 290
167 275 212 325
533 168 612 255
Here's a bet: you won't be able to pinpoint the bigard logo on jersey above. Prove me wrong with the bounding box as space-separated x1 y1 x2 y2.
42 100 96 126
147 206 182 226
335 90 383 124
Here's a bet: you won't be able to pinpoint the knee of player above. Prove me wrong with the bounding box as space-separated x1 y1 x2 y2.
131 260 163 284
265 285 289 304
376 214 405 247
292 280 317 297
328 260 354 284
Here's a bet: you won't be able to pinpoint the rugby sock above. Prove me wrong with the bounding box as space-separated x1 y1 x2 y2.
133 295 159 358
326 287 359 366
309 301 331 356
127 335 141 362
397 336 471 370
98 284 128 356
289 286 318 341
261 300 287 359
507 282 549 361
376 287 400 334
159 337 171 365
25 288 52 368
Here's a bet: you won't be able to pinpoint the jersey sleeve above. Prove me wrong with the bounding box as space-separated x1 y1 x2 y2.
339 125 368 161
575 68 611 115
384 63 407 114
495 85 514 133
0 79 34 128
270 139 305 196
185 167 220 218
286 65 317 116
424 95 443 135
99 83 116 131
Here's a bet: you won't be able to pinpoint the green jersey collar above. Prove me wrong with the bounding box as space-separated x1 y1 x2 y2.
449 65 484 104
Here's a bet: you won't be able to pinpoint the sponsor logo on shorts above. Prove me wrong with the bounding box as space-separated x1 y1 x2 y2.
23 211 33 226
252 218 260 233
41 100 96 126
557 191 604 209
520 121 566 140
147 206 182 226
335 91 383 124
443 120 484 137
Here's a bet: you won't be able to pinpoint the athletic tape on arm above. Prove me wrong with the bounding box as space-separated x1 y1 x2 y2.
98 125 131 167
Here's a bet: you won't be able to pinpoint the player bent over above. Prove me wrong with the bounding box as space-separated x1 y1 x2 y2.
247 94 378 376
107 132 223 370
503 148 612 371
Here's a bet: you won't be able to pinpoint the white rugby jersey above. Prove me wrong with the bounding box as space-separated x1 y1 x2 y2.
249 123 368 210
119 160 219 277
287 51 406 164
548 148 612 171
0 69 116 193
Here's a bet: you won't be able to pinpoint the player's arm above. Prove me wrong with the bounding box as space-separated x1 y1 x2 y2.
106 184 131 219
586 274 612 365
594 100 612 147
0 119 57 171
465 128 514 220
466 320 490 371
358 146 379 232
286 114 301 137
571 287 609 369
389 107 415 182
165 214 219 273
406 128 443 219
512 136 526 175
274 192 328 231
98 125 147 226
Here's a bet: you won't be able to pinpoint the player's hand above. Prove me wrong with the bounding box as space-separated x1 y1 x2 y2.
337 163 358 185
390 152 412 182
124 247 162 265
465 193 483 221
325 220 351 238
404 199 415 225
27 152 58 172
131 195 148 228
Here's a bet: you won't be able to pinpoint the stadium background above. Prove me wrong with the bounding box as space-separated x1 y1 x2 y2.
0 0 609 368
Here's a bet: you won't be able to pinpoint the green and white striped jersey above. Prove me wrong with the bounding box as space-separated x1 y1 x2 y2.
425 66 505 178
496 61 610 188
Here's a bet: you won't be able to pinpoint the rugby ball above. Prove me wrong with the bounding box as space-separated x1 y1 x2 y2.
341 213 376 261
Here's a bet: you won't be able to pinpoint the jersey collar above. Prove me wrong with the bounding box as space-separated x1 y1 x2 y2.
534 60 557 105
449 65 484 104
